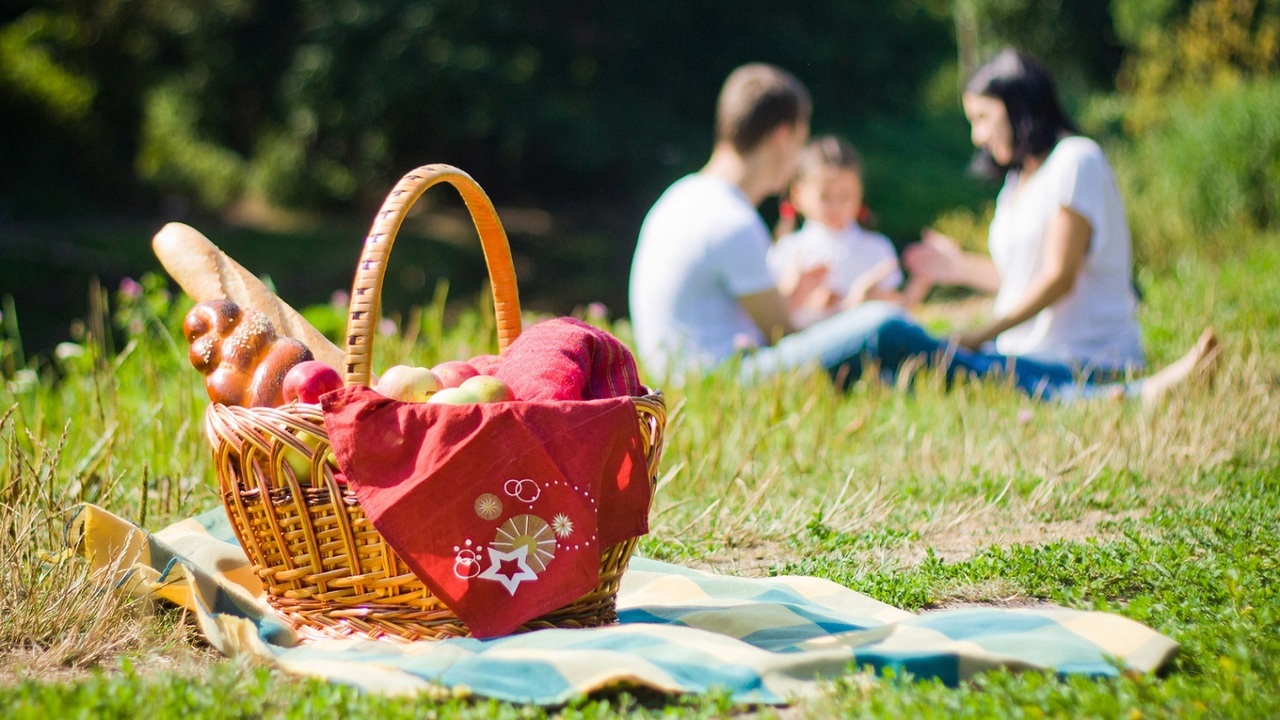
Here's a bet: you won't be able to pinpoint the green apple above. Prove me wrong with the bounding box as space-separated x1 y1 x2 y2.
282 429 327 483
459 375 513 402
375 364 441 402
426 387 480 405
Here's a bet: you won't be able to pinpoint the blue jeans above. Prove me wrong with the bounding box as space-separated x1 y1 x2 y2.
737 302 1140 402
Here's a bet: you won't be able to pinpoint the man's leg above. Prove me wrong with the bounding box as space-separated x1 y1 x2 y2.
737 302 914 388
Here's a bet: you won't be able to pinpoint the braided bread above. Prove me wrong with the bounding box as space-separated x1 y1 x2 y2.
184 299 314 407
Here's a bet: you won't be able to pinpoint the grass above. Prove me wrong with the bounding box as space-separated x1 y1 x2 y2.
0 229 1278 716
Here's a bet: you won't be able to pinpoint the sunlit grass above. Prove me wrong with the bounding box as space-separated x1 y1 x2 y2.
0 235 1277 716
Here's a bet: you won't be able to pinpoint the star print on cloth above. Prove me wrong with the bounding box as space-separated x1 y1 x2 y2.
321 386 651 638
479 546 538 595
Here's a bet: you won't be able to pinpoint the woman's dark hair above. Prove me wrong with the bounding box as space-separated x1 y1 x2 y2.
965 48 1078 179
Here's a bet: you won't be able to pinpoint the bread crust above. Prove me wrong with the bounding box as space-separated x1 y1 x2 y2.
184 300 315 407
154 222 345 372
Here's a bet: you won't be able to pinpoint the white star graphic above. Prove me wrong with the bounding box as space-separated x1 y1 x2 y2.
478 545 538 596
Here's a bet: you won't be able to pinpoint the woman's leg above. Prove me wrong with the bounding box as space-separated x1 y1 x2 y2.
871 323 1078 399
1056 327 1221 406
736 302 1142 401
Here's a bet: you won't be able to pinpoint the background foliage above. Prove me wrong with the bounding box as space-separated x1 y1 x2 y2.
1 0 1278 355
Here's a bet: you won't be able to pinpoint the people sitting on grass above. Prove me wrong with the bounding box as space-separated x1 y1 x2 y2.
627 54 1218 405
629 63 909 387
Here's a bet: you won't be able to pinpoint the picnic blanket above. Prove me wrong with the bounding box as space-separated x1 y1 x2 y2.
66 503 1178 705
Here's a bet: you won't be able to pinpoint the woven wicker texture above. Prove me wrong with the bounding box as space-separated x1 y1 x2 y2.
205 164 666 642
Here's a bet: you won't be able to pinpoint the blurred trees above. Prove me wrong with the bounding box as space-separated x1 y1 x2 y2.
2 0 1276 357
1 2 958 217
1 0 1275 248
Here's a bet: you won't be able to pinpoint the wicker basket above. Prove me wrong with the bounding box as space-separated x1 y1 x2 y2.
204 164 666 642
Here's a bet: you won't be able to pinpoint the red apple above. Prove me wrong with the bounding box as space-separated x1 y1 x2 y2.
375 364 441 402
283 361 343 404
430 360 479 388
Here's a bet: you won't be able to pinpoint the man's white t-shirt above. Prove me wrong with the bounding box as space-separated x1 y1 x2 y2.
989 136 1145 370
629 174 776 375
768 221 903 296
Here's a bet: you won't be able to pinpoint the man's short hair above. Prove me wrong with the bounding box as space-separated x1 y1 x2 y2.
716 63 812 155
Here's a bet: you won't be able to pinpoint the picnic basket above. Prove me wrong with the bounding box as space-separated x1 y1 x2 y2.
203 164 666 642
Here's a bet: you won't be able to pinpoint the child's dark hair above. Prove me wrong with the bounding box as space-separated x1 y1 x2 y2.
965 48 1078 179
795 135 864 181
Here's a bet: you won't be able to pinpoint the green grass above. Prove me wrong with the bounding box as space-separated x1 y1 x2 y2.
1 231 1278 716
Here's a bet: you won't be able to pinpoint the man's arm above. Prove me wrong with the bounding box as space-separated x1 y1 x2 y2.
738 288 798 344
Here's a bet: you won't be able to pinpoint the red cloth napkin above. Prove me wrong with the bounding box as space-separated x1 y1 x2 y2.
492 318 644 401
321 386 651 638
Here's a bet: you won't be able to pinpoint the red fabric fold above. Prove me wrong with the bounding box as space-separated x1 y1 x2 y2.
321 386 651 638
492 317 644 401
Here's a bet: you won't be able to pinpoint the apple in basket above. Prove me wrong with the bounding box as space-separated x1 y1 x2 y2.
427 376 514 405
282 429 331 483
375 364 441 402
283 360 343 404
430 360 479 388
460 374 513 402
426 387 478 405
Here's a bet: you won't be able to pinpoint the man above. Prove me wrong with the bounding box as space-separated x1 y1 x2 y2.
629 63 904 384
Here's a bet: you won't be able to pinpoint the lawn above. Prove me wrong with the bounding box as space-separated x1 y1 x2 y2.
1 228 1277 717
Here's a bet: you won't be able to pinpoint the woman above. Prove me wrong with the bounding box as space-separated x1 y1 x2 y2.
834 48 1217 403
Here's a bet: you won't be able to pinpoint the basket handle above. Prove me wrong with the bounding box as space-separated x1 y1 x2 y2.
343 164 522 387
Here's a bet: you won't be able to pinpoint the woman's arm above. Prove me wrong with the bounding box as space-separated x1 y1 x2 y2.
903 230 1003 294
956 206 1092 350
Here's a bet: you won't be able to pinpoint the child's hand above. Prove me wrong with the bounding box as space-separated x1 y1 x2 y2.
779 264 828 300
807 285 839 311
840 258 899 309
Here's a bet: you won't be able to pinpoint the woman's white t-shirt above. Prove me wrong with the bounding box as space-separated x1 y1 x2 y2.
989 136 1145 371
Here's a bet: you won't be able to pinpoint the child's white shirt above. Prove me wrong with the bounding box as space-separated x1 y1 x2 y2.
768 221 903 297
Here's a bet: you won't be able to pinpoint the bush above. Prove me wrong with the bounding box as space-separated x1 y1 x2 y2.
1115 78 1280 267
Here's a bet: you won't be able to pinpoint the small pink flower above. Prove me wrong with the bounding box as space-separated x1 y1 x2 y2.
1017 408 1034 424
330 290 350 308
119 277 143 299
378 318 397 336
586 302 608 321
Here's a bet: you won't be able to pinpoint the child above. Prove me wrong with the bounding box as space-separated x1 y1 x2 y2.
768 135 927 325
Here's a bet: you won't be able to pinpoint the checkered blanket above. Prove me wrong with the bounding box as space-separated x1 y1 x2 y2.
67 504 1177 704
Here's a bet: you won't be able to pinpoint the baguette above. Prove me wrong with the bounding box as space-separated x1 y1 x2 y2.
152 222 345 371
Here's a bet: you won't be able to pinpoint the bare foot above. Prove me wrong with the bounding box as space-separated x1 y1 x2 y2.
1140 327 1221 408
